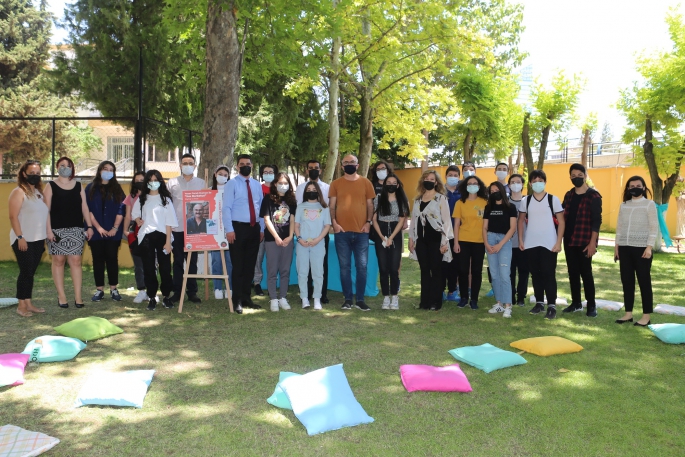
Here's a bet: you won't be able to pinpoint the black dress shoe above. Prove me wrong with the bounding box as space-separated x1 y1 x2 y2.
254 284 265 296
245 300 261 310
234 302 243 314
74 301 84 309
168 294 179 303
58 301 69 308
634 320 651 327
615 318 633 324
321 296 330 304
188 294 202 303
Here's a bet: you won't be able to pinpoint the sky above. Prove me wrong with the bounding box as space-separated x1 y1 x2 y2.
46 0 681 142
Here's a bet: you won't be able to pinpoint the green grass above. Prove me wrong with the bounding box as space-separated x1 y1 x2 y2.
2 244 685 456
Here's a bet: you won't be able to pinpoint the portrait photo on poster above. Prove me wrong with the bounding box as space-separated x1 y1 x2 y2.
182 190 227 251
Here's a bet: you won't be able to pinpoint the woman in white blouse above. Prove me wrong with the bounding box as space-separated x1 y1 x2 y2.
408 170 454 311
614 176 658 326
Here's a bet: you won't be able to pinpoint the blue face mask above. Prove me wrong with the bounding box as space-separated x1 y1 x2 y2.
148 181 161 191
463 170 475 178
532 182 546 193
101 170 114 181
466 185 479 194
446 177 459 187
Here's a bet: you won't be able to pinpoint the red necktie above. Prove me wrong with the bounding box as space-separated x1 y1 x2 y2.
246 179 256 226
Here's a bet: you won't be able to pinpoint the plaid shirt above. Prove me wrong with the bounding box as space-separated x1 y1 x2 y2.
562 187 602 247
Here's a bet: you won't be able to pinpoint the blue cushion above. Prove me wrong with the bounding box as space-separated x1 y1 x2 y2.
448 343 527 373
22 336 86 363
279 364 374 435
75 370 155 408
267 372 301 409
649 324 685 344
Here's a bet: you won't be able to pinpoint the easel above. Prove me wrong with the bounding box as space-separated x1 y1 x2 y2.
178 247 233 313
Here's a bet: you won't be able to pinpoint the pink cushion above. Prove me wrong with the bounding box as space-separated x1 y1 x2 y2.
400 364 473 392
0 353 30 387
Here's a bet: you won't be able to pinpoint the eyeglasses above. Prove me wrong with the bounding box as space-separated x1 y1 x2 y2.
376 167 387 171
308 166 320 170
342 161 357 166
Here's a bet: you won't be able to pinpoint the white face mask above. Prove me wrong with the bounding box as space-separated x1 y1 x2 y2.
216 175 228 185
263 173 275 183
510 183 523 193
463 170 475 178
376 169 388 181
532 182 546 193
276 184 289 194
182 165 195 176
495 170 508 181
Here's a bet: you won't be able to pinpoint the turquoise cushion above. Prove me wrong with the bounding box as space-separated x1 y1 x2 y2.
75 370 155 408
649 324 685 344
279 364 374 435
22 336 86 363
267 372 301 409
54 316 123 342
448 343 527 373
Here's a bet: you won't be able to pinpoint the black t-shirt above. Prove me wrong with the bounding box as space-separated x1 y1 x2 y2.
259 197 296 241
373 181 384 196
564 192 583 241
483 202 518 235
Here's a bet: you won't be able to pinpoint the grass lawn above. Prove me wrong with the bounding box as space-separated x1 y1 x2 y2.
2 242 685 456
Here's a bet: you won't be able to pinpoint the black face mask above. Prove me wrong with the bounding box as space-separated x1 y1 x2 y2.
629 187 644 197
133 182 145 192
26 174 41 186
571 177 585 188
305 191 319 201
343 164 357 175
423 181 435 191
239 166 252 177
308 169 320 180
489 191 502 202
386 185 398 194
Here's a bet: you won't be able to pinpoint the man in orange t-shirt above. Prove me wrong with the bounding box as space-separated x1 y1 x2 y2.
329 154 375 311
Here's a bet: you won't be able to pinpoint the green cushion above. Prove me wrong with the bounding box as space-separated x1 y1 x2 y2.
267 372 301 409
648 324 685 344
54 317 123 342
448 343 527 373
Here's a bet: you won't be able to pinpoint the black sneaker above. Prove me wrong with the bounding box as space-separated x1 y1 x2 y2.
91 290 105 302
168 294 179 303
110 289 122 301
341 300 352 310
321 296 330 304
163 297 174 309
516 301 526 307
469 300 478 310
147 298 157 311
354 301 371 311
254 284 265 296
586 307 598 318
529 303 545 314
457 298 469 308
544 307 557 320
188 294 201 303
562 303 583 313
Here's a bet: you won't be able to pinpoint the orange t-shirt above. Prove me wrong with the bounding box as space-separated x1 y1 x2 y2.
329 177 375 232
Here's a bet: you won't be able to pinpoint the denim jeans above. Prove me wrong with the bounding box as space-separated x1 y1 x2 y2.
211 249 233 291
334 232 369 301
486 232 513 304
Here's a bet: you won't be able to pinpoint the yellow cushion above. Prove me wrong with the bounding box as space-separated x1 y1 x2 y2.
510 336 583 357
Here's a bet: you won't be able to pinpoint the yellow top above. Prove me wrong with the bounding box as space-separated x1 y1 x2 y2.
453 197 487 243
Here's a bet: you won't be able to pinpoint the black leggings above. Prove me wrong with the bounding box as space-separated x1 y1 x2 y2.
140 231 173 299
12 240 45 299
510 247 529 304
527 246 558 306
619 245 653 314
565 243 596 307
459 241 485 301
374 222 402 296
442 238 459 293
415 237 444 309
89 239 120 287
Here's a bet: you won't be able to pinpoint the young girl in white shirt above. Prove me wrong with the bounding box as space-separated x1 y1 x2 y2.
132 170 178 311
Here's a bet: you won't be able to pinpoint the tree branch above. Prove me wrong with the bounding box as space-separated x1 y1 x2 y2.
372 59 439 101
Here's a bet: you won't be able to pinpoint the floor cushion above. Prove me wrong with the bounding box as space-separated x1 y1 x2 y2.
0 298 18 309
529 295 568 306
0 424 60 456
582 299 623 311
278 364 374 435
267 372 301 409
22 336 86 363
510 336 584 356
75 370 155 408
649 324 685 344
654 304 685 316
448 343 527 373
0 354 29 387
399 364 472 392
54 317 123 342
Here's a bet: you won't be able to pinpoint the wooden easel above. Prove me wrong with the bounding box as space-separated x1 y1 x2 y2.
178 247 233 313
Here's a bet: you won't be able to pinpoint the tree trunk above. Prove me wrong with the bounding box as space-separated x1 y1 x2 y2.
358 89 373 177
521 113 534 193
581 128 590 169
463 129 472 162
514 145 521 170
421 128 429 172
642 118 663 204
677 192 685 238
322 2 341 184
200 0 241 176
537 123 552 170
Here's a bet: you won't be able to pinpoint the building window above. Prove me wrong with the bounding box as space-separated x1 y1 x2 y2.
107 137 134 163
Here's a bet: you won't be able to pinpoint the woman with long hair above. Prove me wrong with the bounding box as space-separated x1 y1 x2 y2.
210 165 233 299
260 172 297 311
85 161 125 302
614 176 658 326
408 170 453 311
123 172 148 303
44 156 93 309
131 170 178 311
372 172 409 310
8 160 49 316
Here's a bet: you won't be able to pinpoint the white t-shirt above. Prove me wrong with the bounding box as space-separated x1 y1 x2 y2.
519 193 563 251
167 175 206 232
296 180 330 205
131 194 179 243
510 197 524 249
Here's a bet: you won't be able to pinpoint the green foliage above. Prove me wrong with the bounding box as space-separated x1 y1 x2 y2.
579 112 598 138
529 72 583 141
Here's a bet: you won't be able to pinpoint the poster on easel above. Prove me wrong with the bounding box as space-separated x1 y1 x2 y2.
182 189 228 251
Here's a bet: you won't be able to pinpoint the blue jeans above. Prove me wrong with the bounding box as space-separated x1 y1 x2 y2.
211 250 233 291
334 232 369 301
486 232 513 304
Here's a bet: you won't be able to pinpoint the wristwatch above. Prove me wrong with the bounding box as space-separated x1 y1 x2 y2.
366 220 372 224
17 235 23 240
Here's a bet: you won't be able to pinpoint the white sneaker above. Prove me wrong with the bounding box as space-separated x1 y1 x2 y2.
314 299 322 310
382 296 391 310
270 299 279 312
279 298 291 310
503 306 512 318
214 289 223 300
302 298 310 308
390 296 399 310
488 303 505 314
133 290 148 303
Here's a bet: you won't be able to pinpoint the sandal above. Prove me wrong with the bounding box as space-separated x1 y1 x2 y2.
16 309 34 317
59 302 69 309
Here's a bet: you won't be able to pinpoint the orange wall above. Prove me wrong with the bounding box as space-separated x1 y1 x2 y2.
394 163 684 235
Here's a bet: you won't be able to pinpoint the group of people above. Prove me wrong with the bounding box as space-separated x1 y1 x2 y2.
8 155 658 326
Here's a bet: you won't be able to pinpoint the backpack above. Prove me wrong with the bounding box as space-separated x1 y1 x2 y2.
525 193 559 232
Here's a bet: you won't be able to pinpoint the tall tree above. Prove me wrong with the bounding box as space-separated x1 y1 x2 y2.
579 112 598 168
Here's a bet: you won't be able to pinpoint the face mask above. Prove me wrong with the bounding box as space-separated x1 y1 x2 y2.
308 169 320 180
532 182 546 193
263 173 275 183
490 191 502 202
343 164 357 175
510 183 523 193
239 166 252 177
423 181 435 191
101 170 114 181
26 174 41 186
386 185 398 194
495 170 508 181
216 175 228 185
466 184 479 194
376 169 388 180
305 191 319 201
58 166 71 178
463 170 475 178
133 182 145 191
629 187 644 197
181 165 195 176
277 184 289 194
571 177 585 188
446 177 459 187
148 181 160 191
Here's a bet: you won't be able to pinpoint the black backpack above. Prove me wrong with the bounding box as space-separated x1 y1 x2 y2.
525 193 559 232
